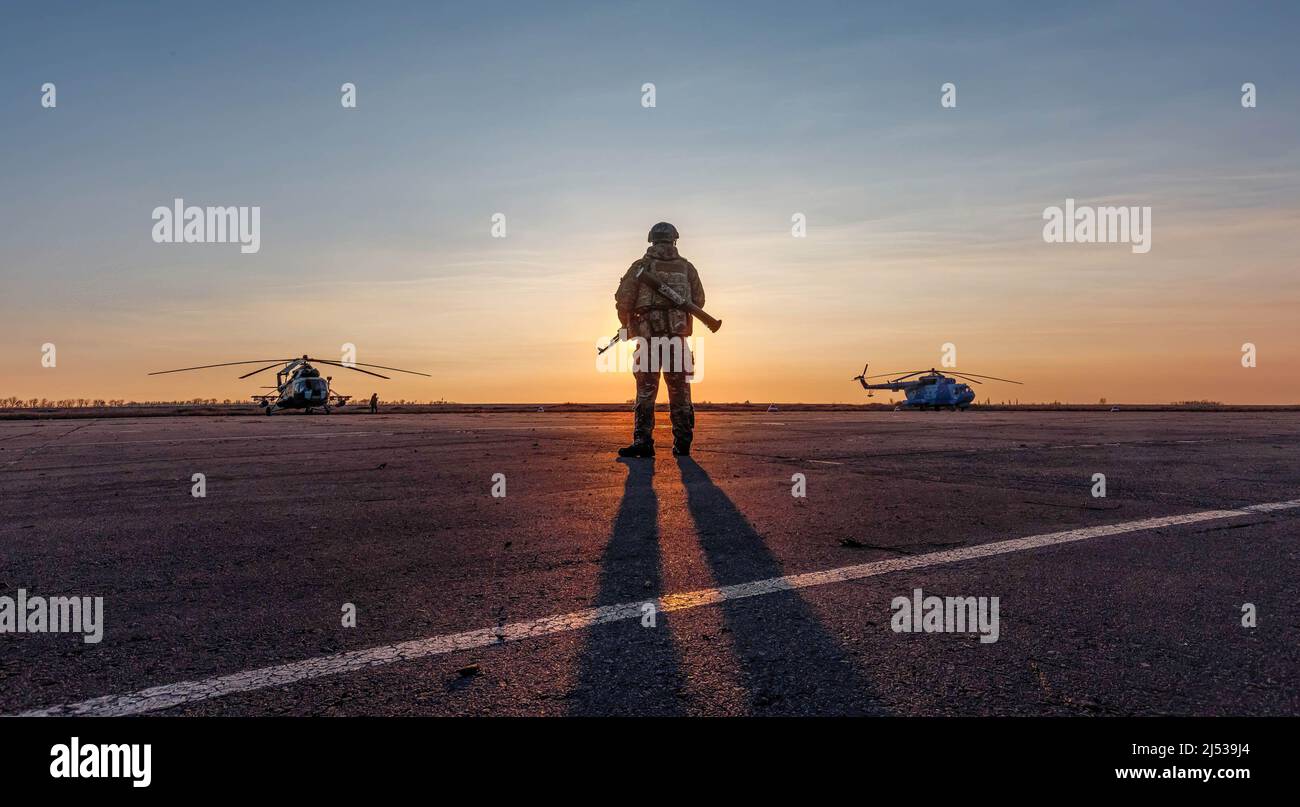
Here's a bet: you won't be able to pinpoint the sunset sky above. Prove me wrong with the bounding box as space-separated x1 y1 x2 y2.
3 1 1297 404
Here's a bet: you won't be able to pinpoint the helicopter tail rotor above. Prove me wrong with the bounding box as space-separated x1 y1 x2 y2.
852 362 872 393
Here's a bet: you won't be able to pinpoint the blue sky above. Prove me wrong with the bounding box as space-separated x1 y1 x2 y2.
2 1 1297 402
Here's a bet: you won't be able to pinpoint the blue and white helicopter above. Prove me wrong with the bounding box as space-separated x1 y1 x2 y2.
852 363 1022 410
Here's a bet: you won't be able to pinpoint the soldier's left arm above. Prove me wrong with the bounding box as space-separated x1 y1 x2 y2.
687 261 705 308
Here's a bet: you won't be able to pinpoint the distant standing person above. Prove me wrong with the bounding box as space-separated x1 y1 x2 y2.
369 393 378 414
614 222 705 457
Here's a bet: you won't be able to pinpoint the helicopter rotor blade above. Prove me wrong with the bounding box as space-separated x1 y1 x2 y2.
947 374 983 384
238 362 289 379
948 372 1023 384
306 358 431 378
883 371 928 382
148 360 292 376
865 370 938 381
311 359 390 379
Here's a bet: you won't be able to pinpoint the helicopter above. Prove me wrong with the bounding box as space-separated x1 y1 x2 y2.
148 355 430 414
852 363 1022 410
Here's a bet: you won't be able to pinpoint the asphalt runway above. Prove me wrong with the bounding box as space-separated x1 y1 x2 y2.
2 411 1297 716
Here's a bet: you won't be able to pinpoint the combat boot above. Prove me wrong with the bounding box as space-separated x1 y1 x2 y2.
618 442 655 458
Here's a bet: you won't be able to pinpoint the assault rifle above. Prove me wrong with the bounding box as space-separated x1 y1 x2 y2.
597 264 722 354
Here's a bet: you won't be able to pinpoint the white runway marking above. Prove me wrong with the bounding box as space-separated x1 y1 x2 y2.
17 498 1300 717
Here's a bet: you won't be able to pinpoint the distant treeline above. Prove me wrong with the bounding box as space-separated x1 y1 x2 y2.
1 398 224 408
0 398 453 408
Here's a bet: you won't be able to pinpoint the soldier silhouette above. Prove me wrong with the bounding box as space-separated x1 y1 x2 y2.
614 222 705 457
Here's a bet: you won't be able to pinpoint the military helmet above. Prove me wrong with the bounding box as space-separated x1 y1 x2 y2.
647 222 679 243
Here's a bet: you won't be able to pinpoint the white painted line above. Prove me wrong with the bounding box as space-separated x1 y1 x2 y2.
1242 500 1299 513
17 498 1300 717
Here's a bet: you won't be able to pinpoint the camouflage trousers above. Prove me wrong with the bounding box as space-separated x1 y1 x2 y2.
632 367 694 447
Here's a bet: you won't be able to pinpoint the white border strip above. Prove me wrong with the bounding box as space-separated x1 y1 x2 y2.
16 499 1299 717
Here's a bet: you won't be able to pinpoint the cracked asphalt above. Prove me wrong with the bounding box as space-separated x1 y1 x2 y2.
1 411 1297 715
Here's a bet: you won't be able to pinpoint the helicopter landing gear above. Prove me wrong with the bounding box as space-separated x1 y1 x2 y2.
264 405 274 416
323 405 331 415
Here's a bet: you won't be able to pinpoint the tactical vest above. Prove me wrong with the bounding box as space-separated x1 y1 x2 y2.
633 256 695 337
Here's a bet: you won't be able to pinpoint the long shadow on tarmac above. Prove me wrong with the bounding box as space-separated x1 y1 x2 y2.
569 458 687 715
676 456 887 715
